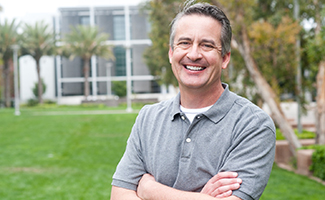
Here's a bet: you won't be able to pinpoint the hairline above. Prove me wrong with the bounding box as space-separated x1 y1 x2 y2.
169 3 231 57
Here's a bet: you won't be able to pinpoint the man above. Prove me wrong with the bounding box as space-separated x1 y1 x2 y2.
111 1 276 199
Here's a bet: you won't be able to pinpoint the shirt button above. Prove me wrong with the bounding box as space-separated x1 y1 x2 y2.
186 138 191 143
181 116 186 120
197 116 201 119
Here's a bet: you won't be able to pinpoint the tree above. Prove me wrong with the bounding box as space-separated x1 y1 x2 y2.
20 21 56 104
304 0 325 144
61 25 114 99
142 0 186 88
209 0 302 154
0 19 19 107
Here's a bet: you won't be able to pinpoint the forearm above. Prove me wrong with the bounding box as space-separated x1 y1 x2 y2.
110 186 141 200
137 177 241 200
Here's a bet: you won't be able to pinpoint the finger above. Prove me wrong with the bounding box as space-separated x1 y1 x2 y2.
211 183 240 197
212 177 242 189
209 172 239 184
216 190 232 198
202 179 241 196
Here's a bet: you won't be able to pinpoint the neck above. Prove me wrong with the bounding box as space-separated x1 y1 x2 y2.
179 84 225 109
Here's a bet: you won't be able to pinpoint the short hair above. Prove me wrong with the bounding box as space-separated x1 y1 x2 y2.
169 0 232 57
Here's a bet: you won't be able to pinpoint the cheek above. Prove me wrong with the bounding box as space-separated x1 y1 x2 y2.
172 48 186 62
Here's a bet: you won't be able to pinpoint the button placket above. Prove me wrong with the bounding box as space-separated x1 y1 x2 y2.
182 123 194 159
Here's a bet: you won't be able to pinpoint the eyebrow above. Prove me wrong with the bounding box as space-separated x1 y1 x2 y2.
177 37 192 42
201 39 216 46
177 37 217 46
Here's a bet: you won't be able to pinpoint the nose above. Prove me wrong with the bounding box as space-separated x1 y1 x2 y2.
186 44 203 61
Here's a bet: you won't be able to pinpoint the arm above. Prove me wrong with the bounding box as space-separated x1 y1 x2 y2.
111 186 142 200
137 174 242 200
201 172 242 198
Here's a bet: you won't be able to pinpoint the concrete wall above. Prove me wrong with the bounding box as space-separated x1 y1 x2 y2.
19 55 56 102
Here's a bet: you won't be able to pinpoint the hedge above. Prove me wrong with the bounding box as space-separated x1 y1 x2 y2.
310 145 325 181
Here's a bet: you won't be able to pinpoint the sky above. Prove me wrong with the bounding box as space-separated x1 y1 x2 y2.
0 0 145 23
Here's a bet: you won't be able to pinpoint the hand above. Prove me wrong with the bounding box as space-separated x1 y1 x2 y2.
137 173 155 199
200 172 242 198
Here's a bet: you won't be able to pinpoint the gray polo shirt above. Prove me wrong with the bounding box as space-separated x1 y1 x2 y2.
112 84 276 200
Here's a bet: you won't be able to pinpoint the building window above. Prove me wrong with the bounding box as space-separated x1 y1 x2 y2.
61 82 92 96
113 15 125 40
114 46 126 76
80 16 90 25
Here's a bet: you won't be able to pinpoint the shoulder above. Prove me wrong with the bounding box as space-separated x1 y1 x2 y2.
140 97 175 114
229 92 275 133
136 96 177 122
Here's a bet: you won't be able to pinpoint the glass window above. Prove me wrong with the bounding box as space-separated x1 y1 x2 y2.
80 16 90 25
113 15 125 40
61 82 92 96
114 46 126 76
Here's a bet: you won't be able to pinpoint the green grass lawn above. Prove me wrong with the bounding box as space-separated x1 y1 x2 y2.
1 106 325 199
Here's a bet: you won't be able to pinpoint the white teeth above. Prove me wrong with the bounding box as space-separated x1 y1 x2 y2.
186 66 205 71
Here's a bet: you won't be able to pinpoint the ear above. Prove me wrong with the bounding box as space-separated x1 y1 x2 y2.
221 52 231 69
168 46 173 64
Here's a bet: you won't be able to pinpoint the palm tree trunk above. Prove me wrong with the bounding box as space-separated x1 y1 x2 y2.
83 58 90 99
4 60 11 107
36 59 43 104
316 61 325 144
234 18 301 156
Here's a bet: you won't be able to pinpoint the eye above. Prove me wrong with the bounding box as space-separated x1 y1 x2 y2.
176 41 192 49
201 43 215 51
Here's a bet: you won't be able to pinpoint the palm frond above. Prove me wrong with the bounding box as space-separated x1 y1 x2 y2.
61 25 114 61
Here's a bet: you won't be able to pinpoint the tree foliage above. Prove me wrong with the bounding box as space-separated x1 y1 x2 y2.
60 25 115 99
20 21 56 104
248 17 300 99
141 0 184 87
0 19 19 107
209 0 301 103
302 0 325 144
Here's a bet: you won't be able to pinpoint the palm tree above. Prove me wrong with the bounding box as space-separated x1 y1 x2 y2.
20 21 55 104
61 25 114 99
0 19 19 107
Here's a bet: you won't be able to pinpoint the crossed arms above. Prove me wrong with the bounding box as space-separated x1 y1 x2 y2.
111 172 242 200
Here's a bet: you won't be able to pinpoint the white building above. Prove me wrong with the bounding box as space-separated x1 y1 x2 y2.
18 5 176 105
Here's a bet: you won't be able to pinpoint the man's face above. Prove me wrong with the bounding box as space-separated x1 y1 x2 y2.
169 14 230 92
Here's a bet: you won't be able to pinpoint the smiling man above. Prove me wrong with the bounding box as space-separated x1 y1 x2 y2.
110 1 276 200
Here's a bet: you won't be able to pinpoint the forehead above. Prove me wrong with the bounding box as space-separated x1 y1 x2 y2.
175 14 222 42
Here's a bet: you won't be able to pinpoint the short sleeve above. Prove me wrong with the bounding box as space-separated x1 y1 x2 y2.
220 113 276 200
111 108 148 191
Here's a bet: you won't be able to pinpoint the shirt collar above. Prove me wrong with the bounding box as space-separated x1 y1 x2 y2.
170 93 182 121
170 83 236 123
204 83 236 124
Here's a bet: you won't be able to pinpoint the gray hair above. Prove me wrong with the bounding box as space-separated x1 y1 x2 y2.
169 0 232 57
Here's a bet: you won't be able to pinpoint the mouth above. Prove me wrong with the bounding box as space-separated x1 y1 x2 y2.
184 65 206 71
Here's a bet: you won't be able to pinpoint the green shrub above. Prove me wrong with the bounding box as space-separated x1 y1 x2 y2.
27 98 39 107
112 81 127 97
310 145 325 181
276 129 316 140
32 79 47 98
